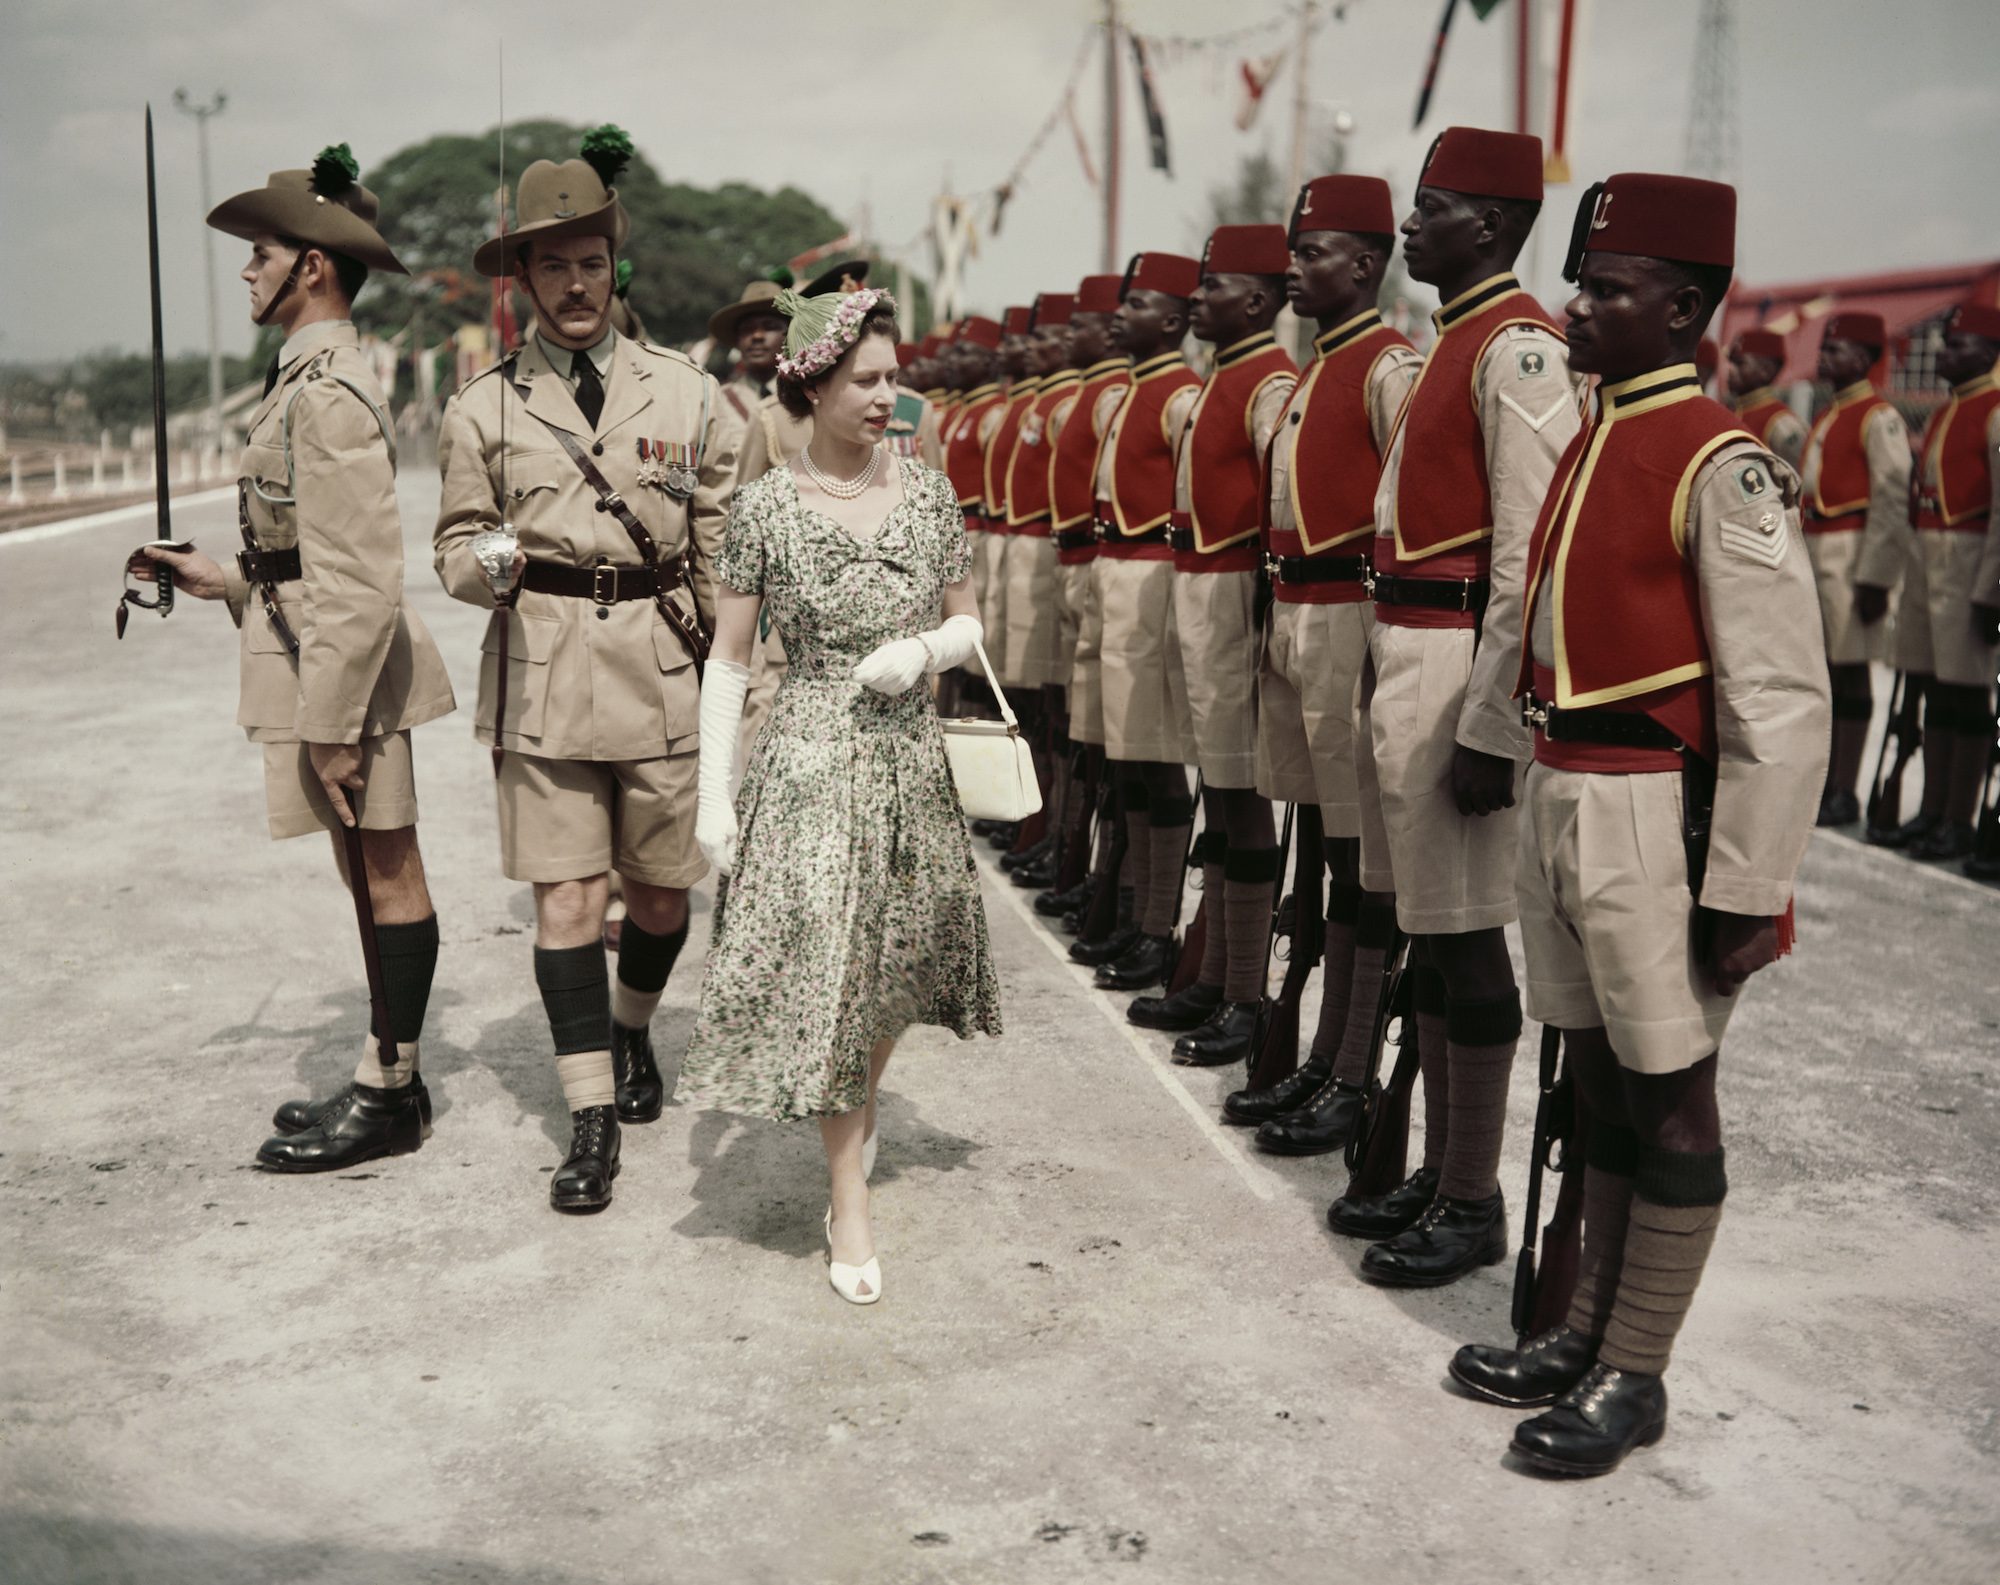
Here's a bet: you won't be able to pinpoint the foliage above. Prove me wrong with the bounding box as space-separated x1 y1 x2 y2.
72 336 276 433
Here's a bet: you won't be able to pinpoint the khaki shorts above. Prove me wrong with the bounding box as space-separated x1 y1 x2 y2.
1098 554 1192 764
1807 529 1894 665
978 532 1012 681
1892 533 1933 675
1517 763 1736 1075
1172 567 1260 788
1357 623 1520 934
1003 532 1065 688
496 749 705 888
263 730 418 840
1904 530 2000 690
1257 599 1369 834
1061 560 1104 742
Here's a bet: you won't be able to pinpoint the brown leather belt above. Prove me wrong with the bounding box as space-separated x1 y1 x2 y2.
1522 693 1682 749
1368 572 1490 614
1265 551 1368 587
237 545 301 584
520 555 682 604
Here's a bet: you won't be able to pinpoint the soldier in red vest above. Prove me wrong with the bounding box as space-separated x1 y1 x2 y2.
1079 255 1204 984
1450 172 1828 1477
1726 328 1806 469
980 307 1040 700
1122 226 1299 1063
1225 175 1425 1149
1800 310 1911 826
941 317 1009 716
1341 127 1580 1286
1883 298 2000 863
1031 277 1134 911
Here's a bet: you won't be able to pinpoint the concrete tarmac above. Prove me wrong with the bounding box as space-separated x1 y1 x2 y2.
3 469 1997 1584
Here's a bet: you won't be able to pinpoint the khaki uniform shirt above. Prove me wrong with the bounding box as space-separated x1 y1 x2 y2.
1266 333 1421 537
1375 322 1581 762
733 393 813 488
1800 388 1912 589
223 319 455 746
1530 437 1829 916
433 331 739 761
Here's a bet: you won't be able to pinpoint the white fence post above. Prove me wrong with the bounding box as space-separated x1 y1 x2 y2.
52 456 70 500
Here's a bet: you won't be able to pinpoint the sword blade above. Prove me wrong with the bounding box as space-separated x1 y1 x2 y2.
145 105 175 612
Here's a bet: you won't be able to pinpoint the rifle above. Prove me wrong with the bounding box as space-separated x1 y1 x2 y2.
1973 701 2000 875
1510 1025 1587 1343
1051 744 1098 893
115 105 188 639
1074 782 1127 944
1245 804 1324 1091
1864 671 1923 842
1164 773 1207 995
1342 933 1415 1196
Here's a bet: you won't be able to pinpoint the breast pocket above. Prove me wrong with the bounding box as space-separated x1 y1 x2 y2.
653 616 699 744
477 608 560 740
237 596 302 730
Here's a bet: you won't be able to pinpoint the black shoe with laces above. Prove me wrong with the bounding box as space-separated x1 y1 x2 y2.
1509 1362 1668 1477
1127 979 1223 1032
550 1106 621 1213
1253 1077 1364 1155
272 1074 432 1138
1358 1189 1508 1287
1222 1051 1334 1126
612 1023 664 1123
1450 1325 1600 1408
255 1082 425 1173
1328 1165 1440 1240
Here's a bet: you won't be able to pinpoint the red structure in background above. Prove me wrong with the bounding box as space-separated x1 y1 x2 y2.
1719 261 2000 411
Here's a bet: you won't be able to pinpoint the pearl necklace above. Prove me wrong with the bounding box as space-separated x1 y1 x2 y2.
800 440 881 500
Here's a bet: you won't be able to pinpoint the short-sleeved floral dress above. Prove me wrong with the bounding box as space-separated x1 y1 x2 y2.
682 456 1003 1121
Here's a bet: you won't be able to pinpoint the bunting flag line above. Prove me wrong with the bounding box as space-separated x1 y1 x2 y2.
1129 32 1173 175
1235 51 1287 132
1064 88 1099 188
1546 0 1579 182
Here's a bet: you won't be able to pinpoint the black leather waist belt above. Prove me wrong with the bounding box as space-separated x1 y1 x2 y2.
521 555 683 604
1368 572 1490 613
1165 522 1196 553
1266 552 1369 586
1055 525 1097 552
237 545 301 584
1522 694 1683 749
1095 518 1168 547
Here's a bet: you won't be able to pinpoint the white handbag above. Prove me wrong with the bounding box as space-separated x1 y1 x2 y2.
939 637 1044 822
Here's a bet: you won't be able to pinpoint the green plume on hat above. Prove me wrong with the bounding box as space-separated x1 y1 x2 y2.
311 143 360 199
614 258 634 298
766 265 795 288
579 124 633 187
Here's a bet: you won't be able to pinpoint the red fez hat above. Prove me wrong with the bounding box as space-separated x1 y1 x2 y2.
918 333 942 358
1562 172 1735 282
1733 328 1787 362
955 315 1002 350
1032 293 1076 328
1002 306 1034 337
1202 224 1290 277
1823 311 1886 350
1076 274 1123 314
1950 280 2000 340
1121 251 1201 301
1289 174 1396 245
895 343 917 368
1419 126 1544 204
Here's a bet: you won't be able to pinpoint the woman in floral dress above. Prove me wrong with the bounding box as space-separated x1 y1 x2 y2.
683 287 1003 1304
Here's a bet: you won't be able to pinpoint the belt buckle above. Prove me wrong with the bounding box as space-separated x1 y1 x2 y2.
591 562 619 604
1458 578 1474 612
1522 695 1550 730
1263 552 1282 582
235 549 255 583
1362 566 1378 598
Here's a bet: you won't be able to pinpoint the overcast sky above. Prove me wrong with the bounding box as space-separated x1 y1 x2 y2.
4 0 1996 363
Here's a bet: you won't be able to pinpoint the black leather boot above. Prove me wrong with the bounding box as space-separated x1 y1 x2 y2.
1866 809 1937 849
1450 1326 1600 1408
273 1074 432 1137
984 822 1020 852
1070 922 1141 967
970 818 1004 838
612 1023 664 1124
1815 787 1860 827
1036 877 1093 918
1126 979 1223 1032
1000 834 1053 873
1094 933 1175 991
1359 1190 1508 1287
255 1083 425 1173
1011 849 1060 888
1253 1078 1364 1154
1509 1363 1669 1477
1915 821 1977 862
550 1106 621 1213
1221 1051 1333 1126
1169 1001 1262 1066
1328 1165 1440 1239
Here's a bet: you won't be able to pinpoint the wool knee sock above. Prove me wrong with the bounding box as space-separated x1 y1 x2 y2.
1916 685 1950 820
1124 809 1154 931
1222 843 1281 1003
1190 831 1228 981
1829 689 1873 798
1331 892 1399 1086
536 944 614 1112
1566 1120 1641 1338
1143 791 1194 939
613 916 688 1030
1946 727 1990 827
1412 965 1450 1168
1307 881 1362 1064
352 914 439 1090
1599 1146 1728 1375
1437 987 1523 1200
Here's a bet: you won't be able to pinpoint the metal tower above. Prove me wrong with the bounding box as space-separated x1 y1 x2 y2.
1684 0 1740 181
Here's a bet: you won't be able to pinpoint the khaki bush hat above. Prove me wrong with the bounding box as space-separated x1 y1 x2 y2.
206 144 406 274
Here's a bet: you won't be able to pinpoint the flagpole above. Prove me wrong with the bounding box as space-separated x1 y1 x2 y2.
1285 1 1315 201
1102 0 1121 273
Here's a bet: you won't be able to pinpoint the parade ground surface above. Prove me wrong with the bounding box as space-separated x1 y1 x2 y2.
4 473 1997 1585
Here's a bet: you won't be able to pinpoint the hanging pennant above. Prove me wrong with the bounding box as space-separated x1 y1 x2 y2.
1129 33 1173 175
1235 51 1286 132
1413 0 1462 131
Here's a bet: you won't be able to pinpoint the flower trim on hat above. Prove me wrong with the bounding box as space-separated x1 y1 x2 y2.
774 285 897 380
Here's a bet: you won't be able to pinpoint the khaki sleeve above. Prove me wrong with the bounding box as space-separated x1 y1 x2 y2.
222 558 250 628
1688 444 1832 917
1974 409 2000 610
1249 372 1298 459
688 371 742 630
735 403 772 487
432 390 505 609
1768 409 1807 473
1167 384 1199 510
289 379 401 744
1367 345 1422 455
1461 329 1582 761
1853 403 1914 590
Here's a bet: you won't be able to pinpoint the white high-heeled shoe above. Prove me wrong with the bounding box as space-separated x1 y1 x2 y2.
824 1206 882 1305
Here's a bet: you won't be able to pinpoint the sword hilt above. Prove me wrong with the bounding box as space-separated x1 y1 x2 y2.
155 558 174 617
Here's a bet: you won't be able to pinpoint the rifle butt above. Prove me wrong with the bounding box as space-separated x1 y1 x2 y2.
1244 989 1301 1091
1168 896 1208 995
1347 1067 1413 1197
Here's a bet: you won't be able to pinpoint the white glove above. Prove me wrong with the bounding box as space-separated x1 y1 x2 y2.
852 613 984 696
696 659 750 876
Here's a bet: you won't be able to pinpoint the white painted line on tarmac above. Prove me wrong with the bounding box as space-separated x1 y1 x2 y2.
1814 826 2000 905
0 488 234 547
977 851 1285 1203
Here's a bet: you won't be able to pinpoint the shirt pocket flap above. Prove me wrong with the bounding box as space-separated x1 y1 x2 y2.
653 620 695 674
480 609 560 662
243 600 300 655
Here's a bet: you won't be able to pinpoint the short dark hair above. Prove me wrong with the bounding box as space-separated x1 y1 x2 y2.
775 304 901 420
280 236 369 305
1666 259 1735 338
